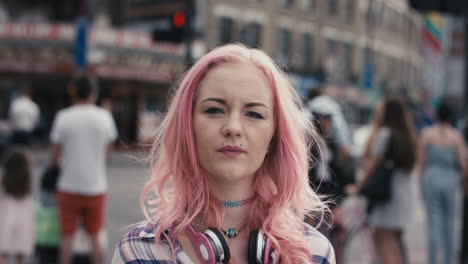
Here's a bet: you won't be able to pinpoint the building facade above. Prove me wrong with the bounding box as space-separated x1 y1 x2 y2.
0 0 425 144
199 0 423 95
0 0 185 144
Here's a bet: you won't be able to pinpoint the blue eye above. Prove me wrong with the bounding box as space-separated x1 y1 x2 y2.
204 107 224 115
246 111 264 119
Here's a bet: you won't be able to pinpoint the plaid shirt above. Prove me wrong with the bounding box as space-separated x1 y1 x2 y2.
112 220 335 264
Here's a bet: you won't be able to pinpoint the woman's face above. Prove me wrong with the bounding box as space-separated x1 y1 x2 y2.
193 62 275 185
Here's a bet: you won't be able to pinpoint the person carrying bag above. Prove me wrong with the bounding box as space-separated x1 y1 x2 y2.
350 97 417 264
360 154 394 206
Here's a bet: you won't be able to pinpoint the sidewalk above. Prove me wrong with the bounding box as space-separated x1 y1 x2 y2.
29 145 150 168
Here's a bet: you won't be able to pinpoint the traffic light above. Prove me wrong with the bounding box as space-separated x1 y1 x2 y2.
151 11 186 43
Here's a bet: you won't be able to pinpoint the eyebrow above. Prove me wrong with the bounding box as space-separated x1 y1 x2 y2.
201 97 270 109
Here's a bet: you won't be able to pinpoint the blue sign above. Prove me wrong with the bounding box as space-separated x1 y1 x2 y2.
74 18 88 69
362 64 374 90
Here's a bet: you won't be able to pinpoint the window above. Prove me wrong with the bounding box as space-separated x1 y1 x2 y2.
280 0 295 9
240 22 262 48
327 0 338 17
277 28 291 65
300 0 315 13
366 1 376 26
300 33 313 71
325 38 338 57
342 43 353 79
344 0 354 24
219 17 234 44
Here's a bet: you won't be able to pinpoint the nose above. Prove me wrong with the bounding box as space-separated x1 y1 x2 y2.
222 113 242 137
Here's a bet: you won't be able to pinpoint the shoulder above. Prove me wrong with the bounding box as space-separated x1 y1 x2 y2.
372 127 391 145
419 127 432 142
303 223 336 264
52 109 68 124
449 128 465 146
56 107 72 118
92 106 114 120
113 220 157 263
113 220 175 263
379 126 391 137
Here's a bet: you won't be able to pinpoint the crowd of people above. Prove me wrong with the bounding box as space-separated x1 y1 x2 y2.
307 91 468 264
0 43 467 264
0 77 117 264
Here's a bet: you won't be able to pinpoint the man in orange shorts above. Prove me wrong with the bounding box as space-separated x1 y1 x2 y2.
50 75 117 264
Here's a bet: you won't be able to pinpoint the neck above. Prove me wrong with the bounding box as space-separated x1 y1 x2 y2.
208 175 255 202
437 122 450 129
190 175 257 234
223 202 252 229
75 99 93 106
193 201 252 235
193 183 256 233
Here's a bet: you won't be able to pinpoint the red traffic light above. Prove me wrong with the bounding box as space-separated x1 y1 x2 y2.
173 11 185 28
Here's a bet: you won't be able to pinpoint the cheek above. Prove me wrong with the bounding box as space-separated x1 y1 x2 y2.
193 119 217 165
251 127 275 158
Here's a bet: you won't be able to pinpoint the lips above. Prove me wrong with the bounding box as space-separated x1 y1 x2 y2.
217 145 246 157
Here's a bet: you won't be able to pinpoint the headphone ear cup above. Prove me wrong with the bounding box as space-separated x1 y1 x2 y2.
205 228 231 264
247 229 260 264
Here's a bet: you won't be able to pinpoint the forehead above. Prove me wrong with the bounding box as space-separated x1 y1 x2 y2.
196 62 273 104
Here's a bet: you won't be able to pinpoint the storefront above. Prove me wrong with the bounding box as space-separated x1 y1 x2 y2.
0 22 185 145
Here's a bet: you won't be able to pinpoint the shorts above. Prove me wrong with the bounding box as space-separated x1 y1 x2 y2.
58 191 106 236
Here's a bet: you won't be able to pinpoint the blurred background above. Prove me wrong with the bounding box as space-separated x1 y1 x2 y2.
0 0 465 144
0 0 467 264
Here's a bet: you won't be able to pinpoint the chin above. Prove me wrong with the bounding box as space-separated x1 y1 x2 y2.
209 168 253 183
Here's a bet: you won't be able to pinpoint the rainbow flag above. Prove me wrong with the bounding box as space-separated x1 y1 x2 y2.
423 13 443 53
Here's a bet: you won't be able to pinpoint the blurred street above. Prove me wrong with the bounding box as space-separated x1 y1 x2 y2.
0 1 467 264
29 148 441 264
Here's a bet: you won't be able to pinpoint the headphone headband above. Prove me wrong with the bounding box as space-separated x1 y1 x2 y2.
184 224 271 264
204 229 227 263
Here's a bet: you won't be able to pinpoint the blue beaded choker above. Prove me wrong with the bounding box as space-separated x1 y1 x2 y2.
220 195 256 208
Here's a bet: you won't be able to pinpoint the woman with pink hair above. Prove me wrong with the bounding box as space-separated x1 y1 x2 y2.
112 44 335 264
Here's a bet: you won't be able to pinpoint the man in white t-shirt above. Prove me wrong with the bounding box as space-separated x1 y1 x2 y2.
50 76 117 264
9 87 40 145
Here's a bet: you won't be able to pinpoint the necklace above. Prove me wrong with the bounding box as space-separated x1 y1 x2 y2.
220 194 256 208
221 222 247 239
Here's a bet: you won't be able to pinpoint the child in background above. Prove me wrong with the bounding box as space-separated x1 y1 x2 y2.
35 164 61 264
0 148 35 264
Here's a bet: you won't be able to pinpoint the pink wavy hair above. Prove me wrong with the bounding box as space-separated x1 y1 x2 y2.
141 44 327 263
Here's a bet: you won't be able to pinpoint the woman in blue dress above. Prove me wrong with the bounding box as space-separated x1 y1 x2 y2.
417 101 467 264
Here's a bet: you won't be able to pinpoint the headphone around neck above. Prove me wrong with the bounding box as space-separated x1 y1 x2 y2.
185 224 272 264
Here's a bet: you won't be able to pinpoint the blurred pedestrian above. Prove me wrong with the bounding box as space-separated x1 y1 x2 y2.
352 96 417 264
416 101 467 264
461 121 468 264
112 44 335 264
35 164 60 264
49 75 117 264
461 171 468 264
307 87 352 151
8 85 40 146
308 101 355 264
0 148 35 264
